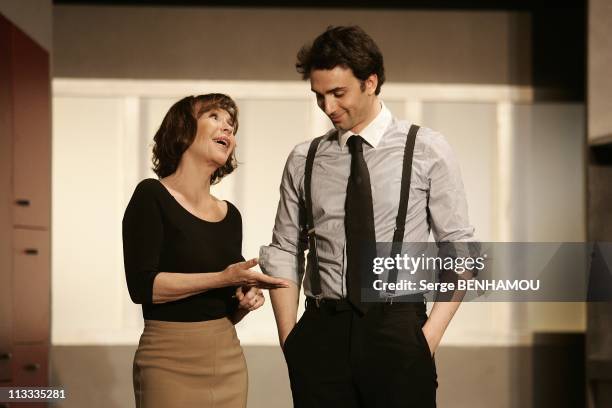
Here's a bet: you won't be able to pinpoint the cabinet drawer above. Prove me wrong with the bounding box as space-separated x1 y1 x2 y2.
11 344 48 387
0 349 11 382
11 24 50 229
6 344 49 408
13 229 50 343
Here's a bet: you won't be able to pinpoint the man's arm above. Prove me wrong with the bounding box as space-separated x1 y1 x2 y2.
422 271 471 355
422 131 477 355
270 281 300 347
260 146 308 347
424 304 458 355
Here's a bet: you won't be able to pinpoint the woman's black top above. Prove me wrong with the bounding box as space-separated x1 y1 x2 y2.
122 178 243 322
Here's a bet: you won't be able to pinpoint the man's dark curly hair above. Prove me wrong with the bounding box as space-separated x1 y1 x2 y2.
152 94 239 185
296 25 385 95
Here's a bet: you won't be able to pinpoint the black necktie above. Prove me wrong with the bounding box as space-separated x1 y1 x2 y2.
345 136 376 314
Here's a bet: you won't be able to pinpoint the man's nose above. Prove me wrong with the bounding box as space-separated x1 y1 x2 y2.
323 98 336 115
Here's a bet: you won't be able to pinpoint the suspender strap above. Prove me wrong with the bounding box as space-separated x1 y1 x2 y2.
387 124 420 294
304 136 324 297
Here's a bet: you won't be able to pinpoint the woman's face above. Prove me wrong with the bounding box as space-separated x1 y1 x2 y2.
186 107 236 169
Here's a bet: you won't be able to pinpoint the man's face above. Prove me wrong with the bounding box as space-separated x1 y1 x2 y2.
310 66 377 133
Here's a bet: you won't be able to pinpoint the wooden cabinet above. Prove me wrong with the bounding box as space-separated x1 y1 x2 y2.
0 13 14 387
0 351 10 383
11 23 51 229
0 12 51 395
11 345 49 388
12 230 50 344
0 345 48 408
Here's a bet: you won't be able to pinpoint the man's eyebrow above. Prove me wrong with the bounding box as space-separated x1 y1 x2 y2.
311 87 347 94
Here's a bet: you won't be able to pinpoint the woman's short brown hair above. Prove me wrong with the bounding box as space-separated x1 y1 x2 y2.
152 93 239 184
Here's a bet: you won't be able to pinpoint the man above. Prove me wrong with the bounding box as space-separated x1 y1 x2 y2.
259 25 475 407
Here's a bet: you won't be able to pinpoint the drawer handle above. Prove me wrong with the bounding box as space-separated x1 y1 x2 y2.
24 363 40 372
24 248 39 255
15 199 31 206
0 352 11 360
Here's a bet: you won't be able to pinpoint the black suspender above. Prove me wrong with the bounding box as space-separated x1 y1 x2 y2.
304 135 325 297
386 124 420 294
303 125 420 298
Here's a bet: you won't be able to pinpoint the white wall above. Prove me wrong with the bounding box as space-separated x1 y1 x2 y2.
51 79 585 346
52 97 131 343
511 104 586 334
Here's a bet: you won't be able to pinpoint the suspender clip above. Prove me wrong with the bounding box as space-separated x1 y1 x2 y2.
314 295 323 308
307 227 318 253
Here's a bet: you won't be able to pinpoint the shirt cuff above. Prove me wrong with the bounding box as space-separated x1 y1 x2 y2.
259 245 304 287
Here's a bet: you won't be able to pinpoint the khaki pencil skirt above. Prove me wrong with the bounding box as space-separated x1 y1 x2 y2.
133 317 248 408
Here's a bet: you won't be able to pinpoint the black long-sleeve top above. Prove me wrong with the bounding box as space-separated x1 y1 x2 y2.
122 178 243 322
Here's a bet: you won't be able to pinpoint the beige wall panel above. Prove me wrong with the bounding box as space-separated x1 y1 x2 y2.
52 96 126 344
53 6 531 85
588 0 612 144
422 102 497 241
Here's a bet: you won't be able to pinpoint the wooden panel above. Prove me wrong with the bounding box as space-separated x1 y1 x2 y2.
0 13 14 384
11 24 51 229
11 344 49 408
12 229 50 343
0 349 11 383
2 344 49 408
0 16 51 403
588 0 612 144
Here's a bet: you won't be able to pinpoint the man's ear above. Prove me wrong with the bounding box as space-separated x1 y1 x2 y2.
365 73 378 96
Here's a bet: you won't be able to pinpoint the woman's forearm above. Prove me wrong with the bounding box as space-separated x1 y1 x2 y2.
149 259 287 304
152 271 227 303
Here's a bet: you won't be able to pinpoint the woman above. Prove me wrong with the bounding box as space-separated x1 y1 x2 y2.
122 94 288 408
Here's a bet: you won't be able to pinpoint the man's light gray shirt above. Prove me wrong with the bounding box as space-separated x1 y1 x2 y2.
259 103 475 299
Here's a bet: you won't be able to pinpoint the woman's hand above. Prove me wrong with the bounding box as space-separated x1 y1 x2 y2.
230 285 265 324
236 286 265 312
221 258 289 289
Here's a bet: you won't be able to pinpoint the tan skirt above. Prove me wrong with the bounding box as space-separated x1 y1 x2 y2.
133 317 248 408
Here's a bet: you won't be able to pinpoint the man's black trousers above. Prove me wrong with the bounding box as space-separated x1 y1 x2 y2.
283 299 438 408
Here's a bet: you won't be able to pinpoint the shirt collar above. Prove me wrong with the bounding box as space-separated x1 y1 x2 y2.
338 101 392 149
